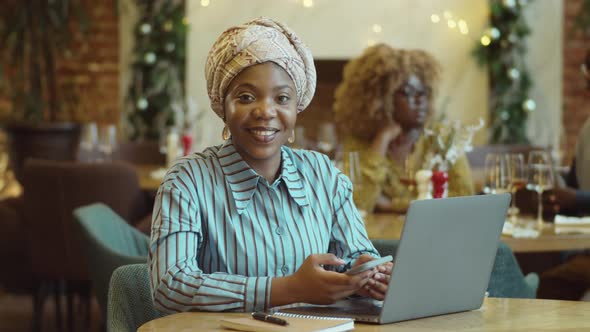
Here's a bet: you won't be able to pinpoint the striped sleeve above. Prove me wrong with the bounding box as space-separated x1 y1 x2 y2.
149 173 271 313
319 154 379 269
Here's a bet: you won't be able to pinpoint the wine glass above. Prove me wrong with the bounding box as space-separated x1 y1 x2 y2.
79 122 98 162
317 122 338 159
399 157 416 197
484 153 498 194
506 153 525 223
484 153 511 195
527 151 555 227
97 124 117 162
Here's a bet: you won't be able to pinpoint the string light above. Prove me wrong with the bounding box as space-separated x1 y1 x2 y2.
140 23 152 34
480 35 491 46
137 98 148 110
372 24 382 33
367 39 376 47
431 11 469 36
489 27 501 39
508 68 520 80
200 0 210 7
458 20 468 34
303 0 313 8
523 99 536 112
144 52 157 64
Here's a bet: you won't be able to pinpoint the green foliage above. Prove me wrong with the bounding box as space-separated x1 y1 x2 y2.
0 0 89 123
573 0 590 36
126 0 187 141
472 0 533 144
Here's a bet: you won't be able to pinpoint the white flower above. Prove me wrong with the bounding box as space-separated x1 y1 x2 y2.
423 118 484 171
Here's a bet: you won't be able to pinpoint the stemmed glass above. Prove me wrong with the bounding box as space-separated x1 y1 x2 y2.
506 153 525 224
527 151 555 227
317 122 338 159
79 122 98 161
399 157 416 197
484 153 511 194
97 124 117 162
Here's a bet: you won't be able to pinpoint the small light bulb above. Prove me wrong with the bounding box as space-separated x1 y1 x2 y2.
303 0 313 8
480 35 491 46
372 24 382 33
447 20 457 29
523 99 536 112
431 14 440 23
200 0 210 7
367 39 376 47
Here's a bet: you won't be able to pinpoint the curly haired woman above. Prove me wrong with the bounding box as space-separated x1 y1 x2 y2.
334 44 474 213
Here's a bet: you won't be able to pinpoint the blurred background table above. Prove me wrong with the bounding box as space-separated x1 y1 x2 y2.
365 213 590 253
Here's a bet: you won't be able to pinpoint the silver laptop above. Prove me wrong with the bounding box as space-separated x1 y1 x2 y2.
280 194 510 324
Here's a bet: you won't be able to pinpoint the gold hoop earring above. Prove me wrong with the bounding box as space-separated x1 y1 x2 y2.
287 129 295 144
222 126 231 140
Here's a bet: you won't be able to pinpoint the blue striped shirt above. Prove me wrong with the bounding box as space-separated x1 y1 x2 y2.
149 141 378 314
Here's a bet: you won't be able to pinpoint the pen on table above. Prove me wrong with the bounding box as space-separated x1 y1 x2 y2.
252 312 289 326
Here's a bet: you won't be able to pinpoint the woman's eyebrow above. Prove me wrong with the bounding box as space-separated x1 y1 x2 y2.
274 85 294 92
231 83 258 93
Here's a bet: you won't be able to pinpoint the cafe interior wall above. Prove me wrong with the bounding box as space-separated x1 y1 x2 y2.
118 0 562 154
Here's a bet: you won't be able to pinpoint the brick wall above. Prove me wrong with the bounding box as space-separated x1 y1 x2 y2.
563 0 590 164
57 0 120 124
0 0 120 124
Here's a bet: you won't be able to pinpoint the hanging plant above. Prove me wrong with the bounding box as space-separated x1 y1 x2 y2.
472 0 534 144
126 0 187 141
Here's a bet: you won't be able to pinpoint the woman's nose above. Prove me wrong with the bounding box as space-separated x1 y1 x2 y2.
253 99 277 119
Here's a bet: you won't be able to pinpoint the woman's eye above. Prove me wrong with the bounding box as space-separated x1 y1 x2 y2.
238 94 255 103
277 95 290 104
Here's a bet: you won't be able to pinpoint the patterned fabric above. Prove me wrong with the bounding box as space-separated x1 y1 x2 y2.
149 142 378 314
205 17 316 119
108 264 162 332
342 134 474 213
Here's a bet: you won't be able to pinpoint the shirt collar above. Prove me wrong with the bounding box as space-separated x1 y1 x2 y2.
217 141 309 215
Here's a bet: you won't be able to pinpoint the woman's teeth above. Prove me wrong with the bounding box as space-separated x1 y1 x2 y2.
251 130 276 136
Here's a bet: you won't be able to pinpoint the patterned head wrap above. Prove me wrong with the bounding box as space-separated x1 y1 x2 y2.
205 17 316 120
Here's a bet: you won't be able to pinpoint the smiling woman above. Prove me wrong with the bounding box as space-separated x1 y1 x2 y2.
148 17 392 315
223 63 298 182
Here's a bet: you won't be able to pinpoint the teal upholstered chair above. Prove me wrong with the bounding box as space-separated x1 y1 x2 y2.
73 203 149 324
487 242 539 298
107 264 160 332
372 239 538 299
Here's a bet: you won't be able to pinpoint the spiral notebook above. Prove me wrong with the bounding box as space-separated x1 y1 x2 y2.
220 312 354 332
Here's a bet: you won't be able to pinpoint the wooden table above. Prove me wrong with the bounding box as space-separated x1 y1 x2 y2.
137 298 590 331
365 213 590 253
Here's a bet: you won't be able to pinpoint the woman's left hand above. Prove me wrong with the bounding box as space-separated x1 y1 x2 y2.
353 254 393 300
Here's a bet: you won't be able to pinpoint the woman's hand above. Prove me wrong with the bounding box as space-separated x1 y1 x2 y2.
353 254 393 300
285 254 374 305
543 187 577 213
371 123 402 156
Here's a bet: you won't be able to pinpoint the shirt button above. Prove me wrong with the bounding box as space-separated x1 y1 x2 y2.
275 227 284 236
281 266 289 274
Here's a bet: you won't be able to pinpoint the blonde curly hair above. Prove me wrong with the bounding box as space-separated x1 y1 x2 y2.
333 44 441 141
